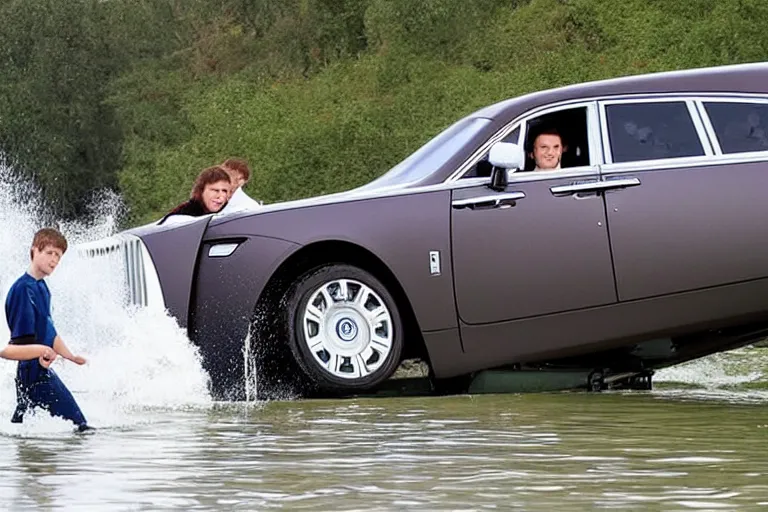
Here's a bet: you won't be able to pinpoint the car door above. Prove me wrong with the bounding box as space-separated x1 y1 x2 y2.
599 96 768 302
450 101 618 330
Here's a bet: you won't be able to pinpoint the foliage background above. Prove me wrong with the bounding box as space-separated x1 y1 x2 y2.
1 0 767 225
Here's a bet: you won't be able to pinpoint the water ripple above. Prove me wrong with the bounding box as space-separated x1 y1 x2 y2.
2 391 768 510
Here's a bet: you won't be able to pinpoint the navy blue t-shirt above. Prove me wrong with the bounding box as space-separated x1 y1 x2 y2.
5 272 58 348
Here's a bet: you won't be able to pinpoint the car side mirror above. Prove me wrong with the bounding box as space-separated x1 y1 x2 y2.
489 165 507 191
487 142 524 191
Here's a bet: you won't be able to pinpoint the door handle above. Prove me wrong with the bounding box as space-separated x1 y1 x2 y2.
452 191 526 210
550 177 641 195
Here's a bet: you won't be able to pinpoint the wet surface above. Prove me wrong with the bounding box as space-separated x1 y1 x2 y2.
2 386 768 510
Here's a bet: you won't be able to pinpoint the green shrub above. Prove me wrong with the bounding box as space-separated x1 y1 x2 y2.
3 0 768 224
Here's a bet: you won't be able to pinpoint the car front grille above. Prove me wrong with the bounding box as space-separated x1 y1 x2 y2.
75 234 164 310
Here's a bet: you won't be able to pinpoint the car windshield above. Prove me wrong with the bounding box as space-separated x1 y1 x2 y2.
363 116 492 188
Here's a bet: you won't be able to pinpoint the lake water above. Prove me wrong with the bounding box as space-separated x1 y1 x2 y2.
2 376 768 510
2 164 768 510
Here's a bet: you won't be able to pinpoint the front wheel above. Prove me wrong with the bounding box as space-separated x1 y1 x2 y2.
285 264 404 393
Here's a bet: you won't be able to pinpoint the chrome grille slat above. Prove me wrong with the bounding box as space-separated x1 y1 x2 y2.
75 235 163 310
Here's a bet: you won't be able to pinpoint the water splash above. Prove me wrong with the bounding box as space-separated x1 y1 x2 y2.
0 162 212 436
655 346 767 389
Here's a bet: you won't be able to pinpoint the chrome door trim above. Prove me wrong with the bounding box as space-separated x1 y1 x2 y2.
550 177 641 195
694 99 723 155
687 99 715 156
451 191 526 209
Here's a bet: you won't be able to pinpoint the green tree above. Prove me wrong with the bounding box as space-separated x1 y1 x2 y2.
3 0 768 225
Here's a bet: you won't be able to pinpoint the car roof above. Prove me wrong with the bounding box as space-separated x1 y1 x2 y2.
473 61 768 122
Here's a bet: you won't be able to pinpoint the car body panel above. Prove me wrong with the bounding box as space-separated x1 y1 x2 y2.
123 216 212 329
420 328 465 379
204 190 457 333
451 275 768 377
450 172 617 326
603 161 768 301
189 235 300 399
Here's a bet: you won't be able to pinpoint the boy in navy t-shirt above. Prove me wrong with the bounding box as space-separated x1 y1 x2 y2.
0 228 91 432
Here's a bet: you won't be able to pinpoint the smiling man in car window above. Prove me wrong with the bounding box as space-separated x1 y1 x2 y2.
530 127 565 171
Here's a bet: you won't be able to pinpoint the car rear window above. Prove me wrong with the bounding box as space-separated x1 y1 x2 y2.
604 101 705 163
703 101 768 154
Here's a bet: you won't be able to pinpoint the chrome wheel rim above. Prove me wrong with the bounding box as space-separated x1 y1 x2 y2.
301 278 394 379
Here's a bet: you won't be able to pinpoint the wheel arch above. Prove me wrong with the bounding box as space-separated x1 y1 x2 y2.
253 239 431 367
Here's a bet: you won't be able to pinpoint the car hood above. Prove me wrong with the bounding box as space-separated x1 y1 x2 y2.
101 179 423 240
206 179 431 228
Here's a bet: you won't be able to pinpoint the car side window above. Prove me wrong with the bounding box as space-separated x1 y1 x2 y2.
604 101 705 163
522 105 591 171
703 101 768 154
502 125 521 144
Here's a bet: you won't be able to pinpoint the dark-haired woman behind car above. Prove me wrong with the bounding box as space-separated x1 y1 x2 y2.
159 166 231 224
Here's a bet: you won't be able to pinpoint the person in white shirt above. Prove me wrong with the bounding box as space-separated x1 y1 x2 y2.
219 157 262 213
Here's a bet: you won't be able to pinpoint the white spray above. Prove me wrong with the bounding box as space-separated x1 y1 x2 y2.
0 162 212 436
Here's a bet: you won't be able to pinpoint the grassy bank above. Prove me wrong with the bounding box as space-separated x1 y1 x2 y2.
1 0 767 224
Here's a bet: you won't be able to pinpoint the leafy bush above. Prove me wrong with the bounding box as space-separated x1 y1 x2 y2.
2 0 768 224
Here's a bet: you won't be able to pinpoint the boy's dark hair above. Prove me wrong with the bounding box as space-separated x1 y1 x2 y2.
536 126 562 141
221 158 251 182
30 228 68 260
190 166 231 202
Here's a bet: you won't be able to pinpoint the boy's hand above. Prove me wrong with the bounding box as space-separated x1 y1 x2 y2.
39 349 57 368
71 355 87 365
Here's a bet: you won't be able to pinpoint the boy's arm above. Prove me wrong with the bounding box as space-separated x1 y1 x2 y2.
0 342 55 361
2 285 44 361
52 335 86 365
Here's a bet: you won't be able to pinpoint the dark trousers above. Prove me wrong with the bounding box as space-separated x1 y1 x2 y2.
12 364 87 427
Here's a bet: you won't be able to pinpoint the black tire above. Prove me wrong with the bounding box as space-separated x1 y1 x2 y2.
284 264 404 393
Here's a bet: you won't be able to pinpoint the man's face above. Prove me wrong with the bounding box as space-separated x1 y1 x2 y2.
32 245 63 276
202 180 230 212
532 133 563 170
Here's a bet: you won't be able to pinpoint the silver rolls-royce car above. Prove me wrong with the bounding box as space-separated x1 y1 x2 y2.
78 61 768 400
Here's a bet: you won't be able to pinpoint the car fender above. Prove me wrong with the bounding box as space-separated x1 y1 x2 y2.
123 215 213 330
204 189 458 333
